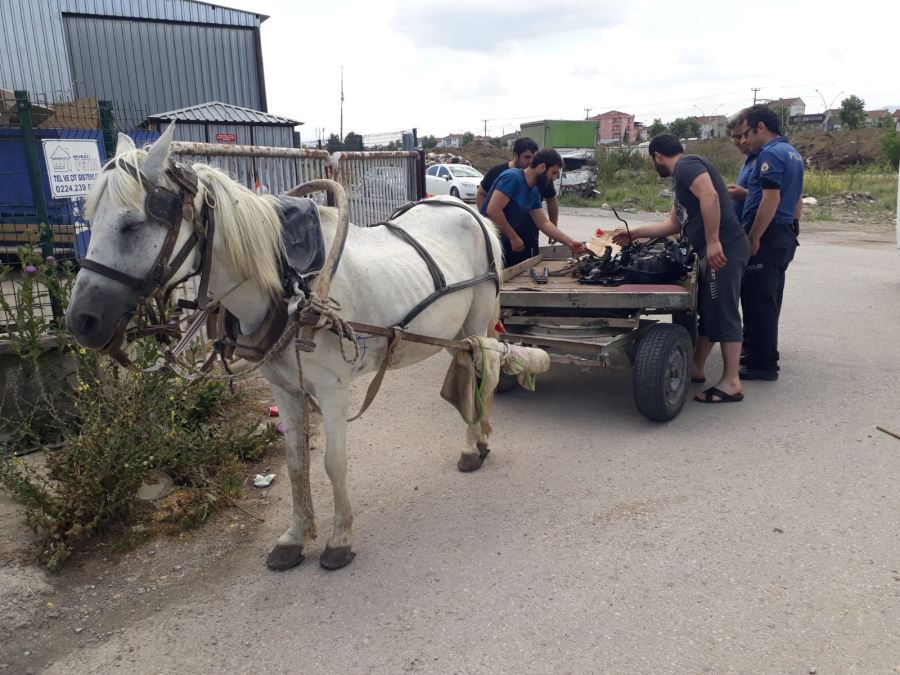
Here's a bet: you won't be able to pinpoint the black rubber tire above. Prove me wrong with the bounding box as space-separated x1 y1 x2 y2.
672 310 698 346
633 323 692 422
495 372 518 394
450 187 460 198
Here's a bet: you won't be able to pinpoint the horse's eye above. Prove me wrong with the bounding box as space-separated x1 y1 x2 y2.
120 218 142 232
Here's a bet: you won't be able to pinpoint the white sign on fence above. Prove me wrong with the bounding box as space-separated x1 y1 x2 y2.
41 139 102 199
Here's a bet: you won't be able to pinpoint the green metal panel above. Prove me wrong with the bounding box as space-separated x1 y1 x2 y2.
521 120 598 149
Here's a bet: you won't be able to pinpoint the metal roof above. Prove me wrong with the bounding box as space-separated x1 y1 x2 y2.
57 0 267 26
148 101 301 126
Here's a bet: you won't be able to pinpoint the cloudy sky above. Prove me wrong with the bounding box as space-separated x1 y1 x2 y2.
222 0 897 142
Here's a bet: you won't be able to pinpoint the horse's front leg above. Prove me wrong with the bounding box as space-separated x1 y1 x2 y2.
316 380 356 570
266 385 316 571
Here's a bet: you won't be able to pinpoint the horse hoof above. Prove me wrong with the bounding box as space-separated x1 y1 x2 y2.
457 451 486 472
476 442 491 459
320 545 355 570
266 544 304 571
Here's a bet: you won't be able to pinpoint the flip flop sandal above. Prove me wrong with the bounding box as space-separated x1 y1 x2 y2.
695 386 744 403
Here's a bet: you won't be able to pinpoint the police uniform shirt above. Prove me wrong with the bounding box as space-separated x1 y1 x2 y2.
733 152 758 220
741 137 804 245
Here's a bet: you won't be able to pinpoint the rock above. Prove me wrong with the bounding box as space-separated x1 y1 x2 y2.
136 472 174 502
601 203 610 210
801 196 818 205
658 189 674 198
74 627 83 634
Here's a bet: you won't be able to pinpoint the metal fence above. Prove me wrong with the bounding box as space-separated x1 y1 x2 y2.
0 91 424 336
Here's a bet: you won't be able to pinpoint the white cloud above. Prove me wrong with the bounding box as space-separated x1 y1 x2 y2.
217 0 899 138
391 0 626 52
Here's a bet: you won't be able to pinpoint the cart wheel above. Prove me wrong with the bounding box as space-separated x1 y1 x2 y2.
672 310 698 346
495 372 519 394
633 323 692 422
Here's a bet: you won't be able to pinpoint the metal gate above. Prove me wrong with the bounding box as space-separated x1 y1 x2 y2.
170 142 423 226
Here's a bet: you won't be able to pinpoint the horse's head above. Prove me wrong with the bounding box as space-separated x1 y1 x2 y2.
67 123 203 351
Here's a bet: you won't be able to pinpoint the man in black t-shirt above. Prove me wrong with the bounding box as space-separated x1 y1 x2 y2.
476 137 559 244
612 134 750 404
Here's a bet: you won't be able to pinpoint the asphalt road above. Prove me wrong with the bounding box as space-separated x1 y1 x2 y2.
10 214 900 673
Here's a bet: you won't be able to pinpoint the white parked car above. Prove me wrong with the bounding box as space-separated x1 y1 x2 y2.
425 163 483 202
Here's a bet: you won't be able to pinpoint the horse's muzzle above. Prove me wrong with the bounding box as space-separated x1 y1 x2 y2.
66 276 139 350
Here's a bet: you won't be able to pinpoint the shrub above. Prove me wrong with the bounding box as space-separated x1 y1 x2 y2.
0 239 278 570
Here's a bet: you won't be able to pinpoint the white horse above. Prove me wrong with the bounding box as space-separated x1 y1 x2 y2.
66 126 504 571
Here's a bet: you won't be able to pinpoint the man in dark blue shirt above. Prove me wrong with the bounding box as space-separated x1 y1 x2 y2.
726 111 757 220
480 148 584 266
739 104 804 380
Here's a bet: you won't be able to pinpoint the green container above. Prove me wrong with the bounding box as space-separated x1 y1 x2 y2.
520 119 598 149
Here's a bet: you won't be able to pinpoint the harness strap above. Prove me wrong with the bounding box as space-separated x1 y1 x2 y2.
380 222 446 291
399 273 499 328
348 327 403 422
372 198 501 329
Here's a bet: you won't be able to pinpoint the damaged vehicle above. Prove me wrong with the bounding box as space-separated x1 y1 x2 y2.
556 149 598 198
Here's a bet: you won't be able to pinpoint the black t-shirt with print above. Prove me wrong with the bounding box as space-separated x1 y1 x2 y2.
672 154 746 257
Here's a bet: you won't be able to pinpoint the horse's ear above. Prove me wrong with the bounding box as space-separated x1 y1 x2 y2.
114 133 136 157
142 122 176 184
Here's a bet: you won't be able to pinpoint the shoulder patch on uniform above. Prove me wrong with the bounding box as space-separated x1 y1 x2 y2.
761 161 770 172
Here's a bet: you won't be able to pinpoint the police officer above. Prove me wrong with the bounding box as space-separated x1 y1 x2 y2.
726 110 757 220
739 104 804 381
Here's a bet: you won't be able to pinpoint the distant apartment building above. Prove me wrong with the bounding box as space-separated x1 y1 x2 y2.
439 133 465 148
589 110 636 144
695 115 728 139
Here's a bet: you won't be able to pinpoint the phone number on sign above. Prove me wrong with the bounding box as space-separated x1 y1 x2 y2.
53 184 89 195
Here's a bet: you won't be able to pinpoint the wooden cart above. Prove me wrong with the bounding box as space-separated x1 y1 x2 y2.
498 244 699 421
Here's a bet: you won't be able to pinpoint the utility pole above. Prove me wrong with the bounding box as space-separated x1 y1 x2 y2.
482 119 488 138
340 65 344 141
584 107 592 119
751 87 761 104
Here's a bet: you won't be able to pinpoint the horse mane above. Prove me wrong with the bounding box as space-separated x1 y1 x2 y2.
87 151 286 295
192 164 285 295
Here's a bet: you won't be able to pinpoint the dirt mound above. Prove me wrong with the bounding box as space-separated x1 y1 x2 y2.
435 143 509 173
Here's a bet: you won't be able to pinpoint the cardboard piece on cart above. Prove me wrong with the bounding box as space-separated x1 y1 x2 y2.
586 229 621 256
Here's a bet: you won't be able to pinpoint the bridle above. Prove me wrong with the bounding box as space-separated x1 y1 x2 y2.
81 157 217 367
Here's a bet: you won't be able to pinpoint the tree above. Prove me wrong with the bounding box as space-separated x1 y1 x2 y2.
770 105 791 134
668 117 700 139
882 130 900 167
421 135 439 150
839 95 866 130
326 133 343 153
647 118 668 137
343 131 364 151
462 131 475 145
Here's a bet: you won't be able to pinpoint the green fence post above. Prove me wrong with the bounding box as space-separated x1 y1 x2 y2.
98 100 117 159
15 90 63 321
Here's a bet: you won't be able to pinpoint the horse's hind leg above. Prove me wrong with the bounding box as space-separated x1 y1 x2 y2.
266 386 316 571
456 297 498 473
317 380 356 570
457 390 494 472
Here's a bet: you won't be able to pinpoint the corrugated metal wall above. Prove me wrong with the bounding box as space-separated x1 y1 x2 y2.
0 0 71 100
0 0 263 113
63 15 262 127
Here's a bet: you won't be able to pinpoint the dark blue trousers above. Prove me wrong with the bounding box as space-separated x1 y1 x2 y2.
740 237 797 372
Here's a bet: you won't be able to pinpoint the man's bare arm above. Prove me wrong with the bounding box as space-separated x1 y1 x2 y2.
546 195 559 226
